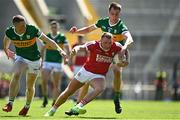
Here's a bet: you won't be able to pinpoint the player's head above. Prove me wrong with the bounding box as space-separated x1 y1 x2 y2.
77 35 85 44
12 15 26 30
50 20 60 33
100 32 113 51
108 2 122 23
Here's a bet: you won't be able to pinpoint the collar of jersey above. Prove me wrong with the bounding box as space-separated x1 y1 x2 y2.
99 42 111 52
13 25 27 37
108 19 121 27
50 32 59 39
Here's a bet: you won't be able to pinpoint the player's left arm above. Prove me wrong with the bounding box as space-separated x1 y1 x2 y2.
115 42 130 67
39 33 66 56
39 33 68 63
122 31 133 49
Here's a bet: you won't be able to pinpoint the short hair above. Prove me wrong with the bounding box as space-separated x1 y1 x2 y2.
109 2 122 11
12 15 25 24
101 32 113 39
78 35 84 40
50 20 59 26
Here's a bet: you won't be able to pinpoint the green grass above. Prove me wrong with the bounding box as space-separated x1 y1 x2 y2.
0 99 180 120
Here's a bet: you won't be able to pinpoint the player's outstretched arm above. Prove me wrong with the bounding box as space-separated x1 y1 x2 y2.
69 24 97 34
39 33 68 63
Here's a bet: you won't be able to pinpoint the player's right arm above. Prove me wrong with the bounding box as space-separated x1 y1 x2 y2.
70 41 95 57
69 24 97 34
70 44 87 58
3 35 15 59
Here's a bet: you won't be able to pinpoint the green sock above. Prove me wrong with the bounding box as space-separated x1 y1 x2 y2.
114 92 120 101
44 96 48 102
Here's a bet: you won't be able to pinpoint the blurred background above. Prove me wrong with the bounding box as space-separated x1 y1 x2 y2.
0 0 180 101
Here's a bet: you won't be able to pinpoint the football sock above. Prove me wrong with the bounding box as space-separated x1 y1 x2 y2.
50 106 56 112
8 98 14 105
25 102 31 108
114 92 120 101
77 99 88 108
43 95 48 102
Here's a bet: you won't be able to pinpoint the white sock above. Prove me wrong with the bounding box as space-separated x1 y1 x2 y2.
76 102 84 108
50 107 56 112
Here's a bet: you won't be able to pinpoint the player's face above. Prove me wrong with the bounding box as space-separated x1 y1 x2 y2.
13 21 26 32
51 24 58 33
100 37 112 51
78 37 85 44
108 7 120 24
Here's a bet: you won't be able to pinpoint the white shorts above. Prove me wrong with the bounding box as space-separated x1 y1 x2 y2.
74 67 105 83
15 55 40 74
42 61 62 72
73 65 83 75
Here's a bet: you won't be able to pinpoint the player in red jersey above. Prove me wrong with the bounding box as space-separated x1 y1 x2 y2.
44 32 125 116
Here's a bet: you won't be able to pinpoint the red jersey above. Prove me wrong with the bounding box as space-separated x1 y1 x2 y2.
84 41 122 76
72 43 88 66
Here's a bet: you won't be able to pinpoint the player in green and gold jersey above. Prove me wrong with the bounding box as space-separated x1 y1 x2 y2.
41 21 70 107
2 15 68 116
69 2 133 114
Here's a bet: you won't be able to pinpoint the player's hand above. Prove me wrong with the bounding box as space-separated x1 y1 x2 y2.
64 57 69 65
67 57 73 66
117 60 129 67
69 26 77 34
70 48 76 57
5 49 15 59
60 51 68 64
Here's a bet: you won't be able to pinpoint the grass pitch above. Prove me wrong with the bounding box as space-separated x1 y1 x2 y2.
0 99 180 120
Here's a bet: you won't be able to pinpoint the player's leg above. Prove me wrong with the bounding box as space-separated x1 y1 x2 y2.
76 83 90 103
113 65 123 114
66 77 106 116
19 59 40 116
41 68 51 107
51 71 61 106
44 78 84 116
2 58 27 112
78 78 106 106
18 72 38 116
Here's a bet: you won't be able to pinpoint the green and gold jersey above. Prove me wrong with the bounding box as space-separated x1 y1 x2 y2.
5 24 42 61
95 17 128 45
44 33 68 63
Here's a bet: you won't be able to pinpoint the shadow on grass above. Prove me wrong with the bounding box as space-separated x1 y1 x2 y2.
79 116 117 119
0 115 30 117
64 116 117 119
